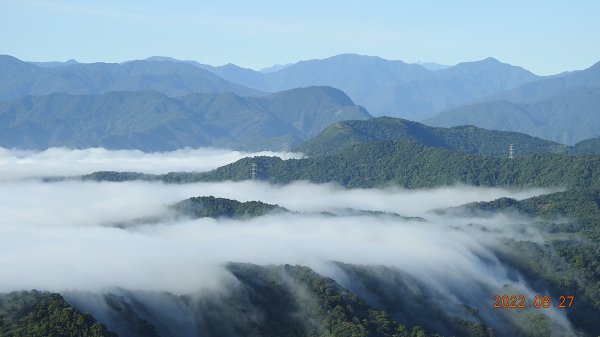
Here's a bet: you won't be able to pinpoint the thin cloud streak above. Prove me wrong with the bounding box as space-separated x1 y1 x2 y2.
0 147 300 181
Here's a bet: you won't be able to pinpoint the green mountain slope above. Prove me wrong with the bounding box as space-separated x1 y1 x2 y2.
452 188 600 334
572 136 600 155
296 116 567 157
0 86 370 151
172 196 286 219
80 141 600 189
194 143 600 188
64 264 460 337
60 261 581 336
0 291 116 337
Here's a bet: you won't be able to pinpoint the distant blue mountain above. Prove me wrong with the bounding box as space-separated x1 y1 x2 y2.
0 55 263 101
0 54 568 135
133 54 540 121
156 53 539 121
28 59 80 68
427 61 600 144
259 63 293 73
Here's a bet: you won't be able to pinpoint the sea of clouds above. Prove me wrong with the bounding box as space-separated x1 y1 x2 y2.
0 147 573 334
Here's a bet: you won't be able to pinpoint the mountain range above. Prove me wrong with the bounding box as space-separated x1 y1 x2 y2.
0 55 263 101
3 53 600 150
135 54 541 121
426 61 600 144
10 54 546 121
0 86 369 151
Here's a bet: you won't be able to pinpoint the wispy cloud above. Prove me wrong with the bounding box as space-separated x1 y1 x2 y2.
0 147 299 180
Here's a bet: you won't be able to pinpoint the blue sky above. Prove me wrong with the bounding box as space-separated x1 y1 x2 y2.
1 0 598 75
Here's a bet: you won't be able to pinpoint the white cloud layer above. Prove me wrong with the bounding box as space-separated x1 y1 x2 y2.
0 148 572 332
0 147 300 180
0 179 551 293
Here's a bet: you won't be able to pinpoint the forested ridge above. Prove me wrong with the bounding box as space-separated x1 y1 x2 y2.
296 117 567 157
78 141 600 189
0 291 115 337
171 196 287 219
448 188 600 335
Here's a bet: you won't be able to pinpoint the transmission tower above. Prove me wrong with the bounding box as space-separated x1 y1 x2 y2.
509 144 514 159
251 162 257 180
282 142 290 152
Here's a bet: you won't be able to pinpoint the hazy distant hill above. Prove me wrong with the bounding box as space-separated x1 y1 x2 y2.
141 56 270 91
7 54 544 121
0 55 263 101
485 60 600 103
0 86 370 151
346 57 540 120
222 54 540 120
426 61 600 144
427 87 600 145
297 116 567 157
201 63 268 91
28 59 80 68
139 54 541 120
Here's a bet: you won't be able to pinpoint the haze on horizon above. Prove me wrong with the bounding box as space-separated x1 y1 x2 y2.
1 0 599 75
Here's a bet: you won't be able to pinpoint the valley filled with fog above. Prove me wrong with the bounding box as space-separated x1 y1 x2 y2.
0 147 577 337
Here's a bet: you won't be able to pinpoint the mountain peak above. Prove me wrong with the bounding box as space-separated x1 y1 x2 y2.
446 57 532 74
481 57 500 63
311 53 391 64
0 54 29 64
143 56 180 62
0 54 39 72
219 63 252 71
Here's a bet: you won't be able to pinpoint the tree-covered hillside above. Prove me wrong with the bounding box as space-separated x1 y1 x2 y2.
62 263 489 337
81 141 600 189
451 188 600 335
296 117 567 157
0 86 370 151
0 291 116 337
571 136 600 155
172 196 286 219
9 262 580 337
